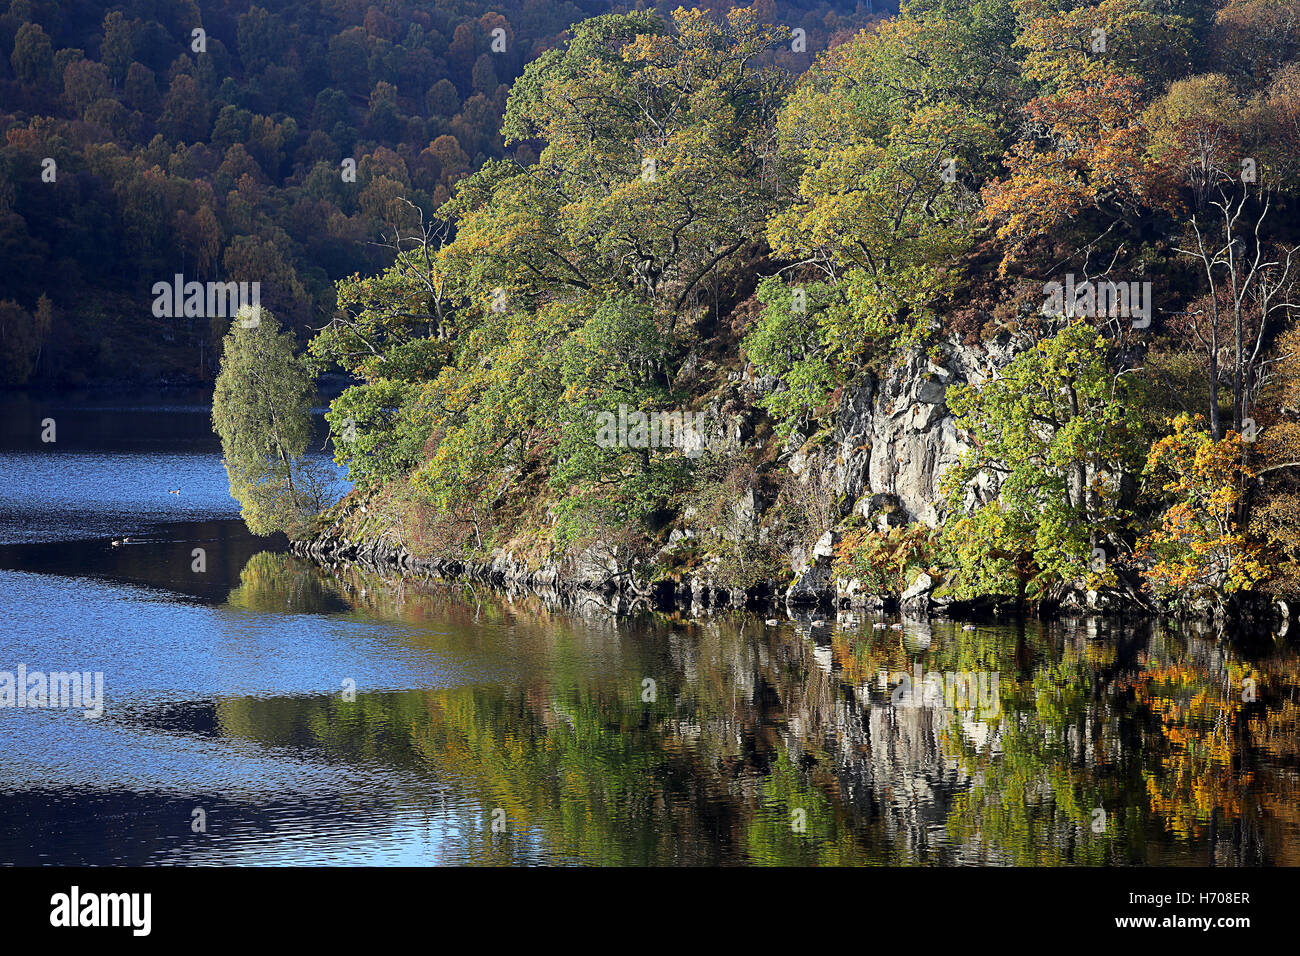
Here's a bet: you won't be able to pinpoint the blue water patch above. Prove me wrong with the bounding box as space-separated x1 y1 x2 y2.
0 451 346 544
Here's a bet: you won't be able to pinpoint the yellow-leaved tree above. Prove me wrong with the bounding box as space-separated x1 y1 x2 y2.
1138 414 1265 608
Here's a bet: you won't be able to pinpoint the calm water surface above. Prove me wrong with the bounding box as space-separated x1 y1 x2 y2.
1 393 1298 865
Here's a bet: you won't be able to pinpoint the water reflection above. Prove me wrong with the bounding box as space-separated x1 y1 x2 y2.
3 532 1298 865
144 555 1300 865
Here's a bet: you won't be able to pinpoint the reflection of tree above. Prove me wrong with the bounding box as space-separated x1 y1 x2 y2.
1144 672 1243 837
923 631 1124 864
217 690 446 769
226 551 344 613
1247 656 1300 865
1125 647 1252 843
212 560 1300 865
414 689 696 865
747 751 875 866
944 710 1122 865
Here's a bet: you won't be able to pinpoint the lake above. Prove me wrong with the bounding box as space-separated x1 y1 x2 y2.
1 393 1297 865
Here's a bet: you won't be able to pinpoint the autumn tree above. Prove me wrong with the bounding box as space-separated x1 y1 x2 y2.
769 4 1008 285
100 11 135 84
549 295 694 538
1211 0 1300 84
980 0 1195 267
1142 73 1244 205
1249 324 1300 597
409 302 574 550
1138 414 1265 608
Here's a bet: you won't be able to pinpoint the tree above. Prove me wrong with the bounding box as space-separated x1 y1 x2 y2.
310 206 460 380
11 22 53 85
1172 189 1299 440
1248 323 1300 596
551 294 694 536
439 9 787 317
0 297 50 386
1212 0 1300 84
100 11 135 85
410 302 574 550
327 27 370 95
159 73 211 142
63 59 111 116
222 233 311 327
743 277 837 432
325 378 431 489
769 10 1004 282
940 321 1143 603
980 0 1194 267
123 62 160 114
212 308 334 536
755 3 1003 417
1249 62 1300 184
426 79 459 118
1138 414 1265 607
1142 73 1243 205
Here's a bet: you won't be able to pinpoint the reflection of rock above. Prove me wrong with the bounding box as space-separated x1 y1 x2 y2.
902 619 932 652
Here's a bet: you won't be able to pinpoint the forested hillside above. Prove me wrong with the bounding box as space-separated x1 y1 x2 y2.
215 0 1300 615
0 0 878 386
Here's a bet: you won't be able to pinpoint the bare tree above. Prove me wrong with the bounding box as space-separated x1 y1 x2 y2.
1174 184 1300 439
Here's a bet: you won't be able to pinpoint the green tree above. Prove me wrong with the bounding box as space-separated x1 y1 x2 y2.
742 277 836 432
551 295 693 537
100 11 135 85
751 3 1003 428
439 8 786 316
212 308 335 536
10 22 53 85
325 378 431 489
940 322 1143 602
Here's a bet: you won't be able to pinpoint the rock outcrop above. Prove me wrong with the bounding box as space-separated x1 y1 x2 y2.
830 337 1018 528
295 335 1033 616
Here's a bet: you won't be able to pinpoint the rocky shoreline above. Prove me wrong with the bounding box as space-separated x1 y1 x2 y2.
289 524 1186 618
291 332 1289 630
291 530 1290 632
292 530 796 616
